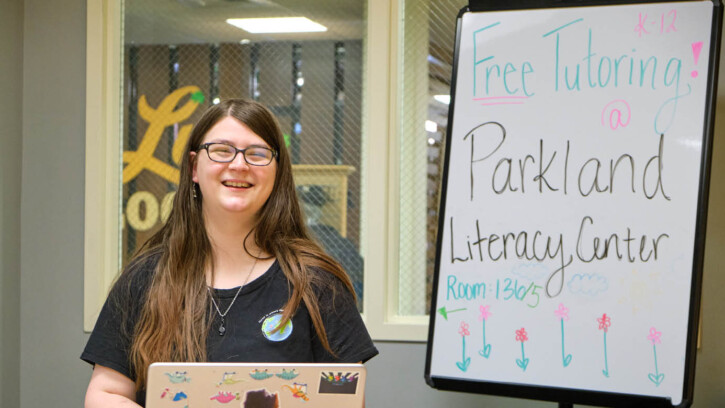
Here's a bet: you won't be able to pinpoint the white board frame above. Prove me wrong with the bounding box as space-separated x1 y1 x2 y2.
424 1 722 407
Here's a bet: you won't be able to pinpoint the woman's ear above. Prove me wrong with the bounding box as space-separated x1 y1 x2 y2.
190 151 198 183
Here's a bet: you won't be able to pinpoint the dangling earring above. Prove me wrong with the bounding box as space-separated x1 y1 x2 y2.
192 183 198 199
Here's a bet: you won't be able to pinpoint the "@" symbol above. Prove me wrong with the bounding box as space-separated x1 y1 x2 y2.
601 100 631 130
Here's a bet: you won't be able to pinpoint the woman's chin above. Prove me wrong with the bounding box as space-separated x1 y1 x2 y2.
220 201 263 217
202 197 264 220
221 204 252 214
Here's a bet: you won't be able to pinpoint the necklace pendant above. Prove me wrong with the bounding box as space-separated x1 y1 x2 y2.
218 318 226 336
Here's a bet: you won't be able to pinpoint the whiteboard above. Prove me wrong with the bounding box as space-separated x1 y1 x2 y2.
425 1 719 406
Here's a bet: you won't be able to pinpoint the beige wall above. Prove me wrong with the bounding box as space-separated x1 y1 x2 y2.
694 93 725 406
2 0 724 406
19 0 89 406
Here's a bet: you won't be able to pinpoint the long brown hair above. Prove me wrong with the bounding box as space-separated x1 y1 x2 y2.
125 99 354 389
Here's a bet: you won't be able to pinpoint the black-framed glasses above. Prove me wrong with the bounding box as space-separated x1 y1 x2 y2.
198 142 277 166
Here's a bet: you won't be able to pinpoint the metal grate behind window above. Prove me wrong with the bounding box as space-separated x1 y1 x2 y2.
121 0 366 309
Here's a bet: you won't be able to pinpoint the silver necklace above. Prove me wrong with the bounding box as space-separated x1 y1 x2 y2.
207 253 260 336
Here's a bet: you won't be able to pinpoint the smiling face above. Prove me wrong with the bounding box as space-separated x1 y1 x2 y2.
191 116 277 224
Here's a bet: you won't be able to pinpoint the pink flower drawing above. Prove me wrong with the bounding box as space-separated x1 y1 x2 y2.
458 321 470 337
647 327 662 345
554 303 569 321
479 305 491 322
515 327 528 342
597 313 611 332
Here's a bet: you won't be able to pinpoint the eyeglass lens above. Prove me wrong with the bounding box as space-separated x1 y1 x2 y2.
206 143 274 165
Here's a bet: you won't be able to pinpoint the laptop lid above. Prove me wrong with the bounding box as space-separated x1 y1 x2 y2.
146 362 366 408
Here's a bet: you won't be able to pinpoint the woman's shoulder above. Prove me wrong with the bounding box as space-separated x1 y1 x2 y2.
275 253 356 303
306 263 355 301
308 263 343 285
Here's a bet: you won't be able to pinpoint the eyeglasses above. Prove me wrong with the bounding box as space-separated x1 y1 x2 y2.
198 142 277 166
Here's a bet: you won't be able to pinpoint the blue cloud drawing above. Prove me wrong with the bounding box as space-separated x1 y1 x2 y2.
511 263 550 281
568 273 608 296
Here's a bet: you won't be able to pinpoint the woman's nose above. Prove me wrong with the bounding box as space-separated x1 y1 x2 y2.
227 151 250 169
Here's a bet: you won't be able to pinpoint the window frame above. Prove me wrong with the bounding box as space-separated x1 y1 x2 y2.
84 0 430 341
84 0 122 331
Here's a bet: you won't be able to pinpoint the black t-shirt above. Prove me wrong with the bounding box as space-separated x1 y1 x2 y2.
81 253 378 405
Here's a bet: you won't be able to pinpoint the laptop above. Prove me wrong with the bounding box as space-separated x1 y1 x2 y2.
146 362 366 407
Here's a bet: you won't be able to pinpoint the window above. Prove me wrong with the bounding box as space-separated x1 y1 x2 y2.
121 0 366 312
85 0 465 342
396 0 466 317
363 0 467 340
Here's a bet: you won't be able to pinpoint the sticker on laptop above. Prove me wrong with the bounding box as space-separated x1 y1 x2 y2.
275 368 299 380
209 390 240 403
249 369 274 380
164 371 191 384
282 382 310 401
318 371 360 394
216 371 245 386
241 389 280 408
160 387 188 402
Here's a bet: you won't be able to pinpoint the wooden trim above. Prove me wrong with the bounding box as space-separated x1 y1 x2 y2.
84 0 122 332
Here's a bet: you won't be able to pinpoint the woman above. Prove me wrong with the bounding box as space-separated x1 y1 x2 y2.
82 99 378 407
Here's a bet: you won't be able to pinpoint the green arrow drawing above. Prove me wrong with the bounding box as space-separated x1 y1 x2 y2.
438 306 467 320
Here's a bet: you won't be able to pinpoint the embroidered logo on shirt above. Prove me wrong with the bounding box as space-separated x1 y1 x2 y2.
261 312 293 341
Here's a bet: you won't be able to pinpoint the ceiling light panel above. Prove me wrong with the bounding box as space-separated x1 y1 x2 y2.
226 17 327 33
